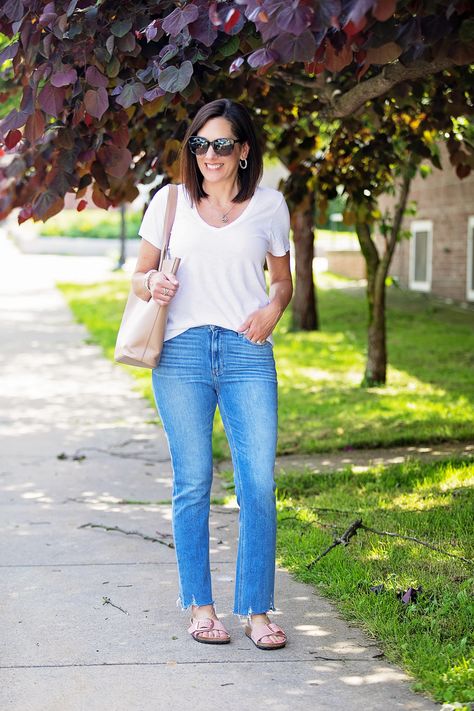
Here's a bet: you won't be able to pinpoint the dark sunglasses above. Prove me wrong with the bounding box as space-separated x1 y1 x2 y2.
188 136 241 156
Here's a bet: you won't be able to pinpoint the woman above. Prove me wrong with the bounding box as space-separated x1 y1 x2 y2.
132 99 293 650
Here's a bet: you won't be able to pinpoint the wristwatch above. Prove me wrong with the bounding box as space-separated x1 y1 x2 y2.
144 269 158 294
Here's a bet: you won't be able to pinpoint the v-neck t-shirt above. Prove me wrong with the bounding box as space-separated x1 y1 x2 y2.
138 183 291 342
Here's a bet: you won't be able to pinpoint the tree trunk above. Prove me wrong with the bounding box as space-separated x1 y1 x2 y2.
356 221 386 385
291 196 319 330
365 264 388 385
356 168 412 386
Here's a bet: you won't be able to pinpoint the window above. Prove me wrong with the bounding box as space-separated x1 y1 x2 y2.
468 217 474 301
409 220 432 292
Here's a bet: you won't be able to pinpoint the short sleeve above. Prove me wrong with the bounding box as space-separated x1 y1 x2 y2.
268 194 291 256
137 183 170 248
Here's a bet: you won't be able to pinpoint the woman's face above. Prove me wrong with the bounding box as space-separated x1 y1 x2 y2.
193 117 249 187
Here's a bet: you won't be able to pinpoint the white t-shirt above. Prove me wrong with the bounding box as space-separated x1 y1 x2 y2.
138 183 291 342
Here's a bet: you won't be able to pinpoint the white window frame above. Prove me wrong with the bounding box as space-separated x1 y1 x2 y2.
467 217 474 302
409 220 433 292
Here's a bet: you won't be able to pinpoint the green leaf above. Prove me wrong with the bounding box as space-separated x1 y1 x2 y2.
218 36 240 58
115 82 145 109
158 61 193 94
111 19 132 37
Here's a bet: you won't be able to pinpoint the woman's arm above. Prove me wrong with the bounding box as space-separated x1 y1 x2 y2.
238 252 293 342
132 238 179 305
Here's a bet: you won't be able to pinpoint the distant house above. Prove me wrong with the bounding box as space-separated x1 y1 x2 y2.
388 144 474 304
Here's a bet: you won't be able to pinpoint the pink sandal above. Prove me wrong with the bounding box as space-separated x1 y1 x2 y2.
245 621 287 650
188 617 231 645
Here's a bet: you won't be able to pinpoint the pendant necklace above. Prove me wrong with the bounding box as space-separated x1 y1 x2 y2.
207 198 235 224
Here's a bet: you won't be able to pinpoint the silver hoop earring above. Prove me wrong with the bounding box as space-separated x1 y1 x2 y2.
239 158 248 170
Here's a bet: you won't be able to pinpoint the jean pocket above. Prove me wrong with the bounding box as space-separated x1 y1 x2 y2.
238 332 271 347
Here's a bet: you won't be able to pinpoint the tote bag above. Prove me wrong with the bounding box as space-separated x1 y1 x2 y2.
114 184 180 369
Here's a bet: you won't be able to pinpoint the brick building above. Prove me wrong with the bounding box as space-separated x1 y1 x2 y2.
387 144 474 303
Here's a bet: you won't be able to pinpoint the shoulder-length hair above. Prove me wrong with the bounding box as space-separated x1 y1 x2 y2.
180 99 263 205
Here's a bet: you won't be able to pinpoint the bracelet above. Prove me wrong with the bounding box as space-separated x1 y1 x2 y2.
144 269 158 294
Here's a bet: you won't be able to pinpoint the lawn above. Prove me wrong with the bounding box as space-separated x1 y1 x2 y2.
39 208 142 239
58 274 474 459
215 457 473 705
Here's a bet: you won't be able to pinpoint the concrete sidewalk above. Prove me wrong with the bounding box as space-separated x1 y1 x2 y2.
0 236 437 710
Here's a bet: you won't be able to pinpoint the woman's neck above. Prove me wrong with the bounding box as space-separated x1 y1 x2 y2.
202 178 239 206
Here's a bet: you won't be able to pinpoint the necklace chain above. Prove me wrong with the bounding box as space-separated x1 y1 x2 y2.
206 198 236 223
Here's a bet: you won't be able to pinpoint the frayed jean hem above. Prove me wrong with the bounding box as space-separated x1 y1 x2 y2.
176 594 216 613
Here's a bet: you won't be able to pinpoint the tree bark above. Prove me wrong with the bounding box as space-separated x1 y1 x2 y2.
356 169 413 386
291 194 319 330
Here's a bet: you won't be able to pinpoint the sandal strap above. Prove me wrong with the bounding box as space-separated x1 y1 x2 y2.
188 617 230 637
249 622 286 644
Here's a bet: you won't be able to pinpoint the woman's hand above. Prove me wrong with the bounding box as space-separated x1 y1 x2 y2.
237 302 282 343
149 271 179 306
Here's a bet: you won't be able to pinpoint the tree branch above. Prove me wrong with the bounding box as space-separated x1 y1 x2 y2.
304 518 474 568
380 167 413 276
79 522 175 548
275 56 457 120
327 56 457 119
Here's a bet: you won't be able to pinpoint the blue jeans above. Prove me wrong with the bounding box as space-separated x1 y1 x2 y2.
152 325 278 616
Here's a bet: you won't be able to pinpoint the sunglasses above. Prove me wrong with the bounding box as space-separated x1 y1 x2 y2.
188 136 241 156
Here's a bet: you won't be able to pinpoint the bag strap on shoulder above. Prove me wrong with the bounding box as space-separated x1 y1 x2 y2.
158 184 178 270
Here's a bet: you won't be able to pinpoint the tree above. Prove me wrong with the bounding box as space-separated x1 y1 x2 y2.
315 65 474 384
1 0 473 362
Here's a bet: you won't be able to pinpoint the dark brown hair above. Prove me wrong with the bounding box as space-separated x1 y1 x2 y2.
180 99 263 204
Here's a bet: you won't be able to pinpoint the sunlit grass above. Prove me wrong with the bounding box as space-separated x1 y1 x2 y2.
58 274 474 459
271 457 474 704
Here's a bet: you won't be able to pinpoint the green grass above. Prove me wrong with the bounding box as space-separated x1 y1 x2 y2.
39 209 142 239
58 274 474 459
218 457 474 704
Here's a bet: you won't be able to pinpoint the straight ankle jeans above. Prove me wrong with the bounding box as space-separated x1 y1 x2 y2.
151 325 278 616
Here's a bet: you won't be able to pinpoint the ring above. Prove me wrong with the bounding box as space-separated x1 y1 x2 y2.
162 288 170 296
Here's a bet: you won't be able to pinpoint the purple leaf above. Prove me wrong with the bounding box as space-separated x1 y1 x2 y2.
162 4 200 36
270 30 316 62
97 144 132 179
50 68 78 87
345 0 375 26
229 56 245 73
397 586 423 604
20 86 34 113
247 47 278 68
115 82 146 108
0 41 19 65
38 1 57 27
66 0 79 17
145 20 163 43
84 87 109 120
0 109 28 139
313 0 341 29
189 12 218 46
3 0 24 22
38 84 66 118
32 190 63 220
143 86 166 102
85 66 108 88
158 61 193 93
277 4 313 36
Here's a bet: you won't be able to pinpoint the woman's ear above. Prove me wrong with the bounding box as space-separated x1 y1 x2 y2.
240 142 250 160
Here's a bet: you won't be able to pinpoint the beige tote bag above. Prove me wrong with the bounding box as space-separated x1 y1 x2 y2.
114 184 180 369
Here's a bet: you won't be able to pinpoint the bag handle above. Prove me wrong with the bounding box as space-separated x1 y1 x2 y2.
158 184 178 271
